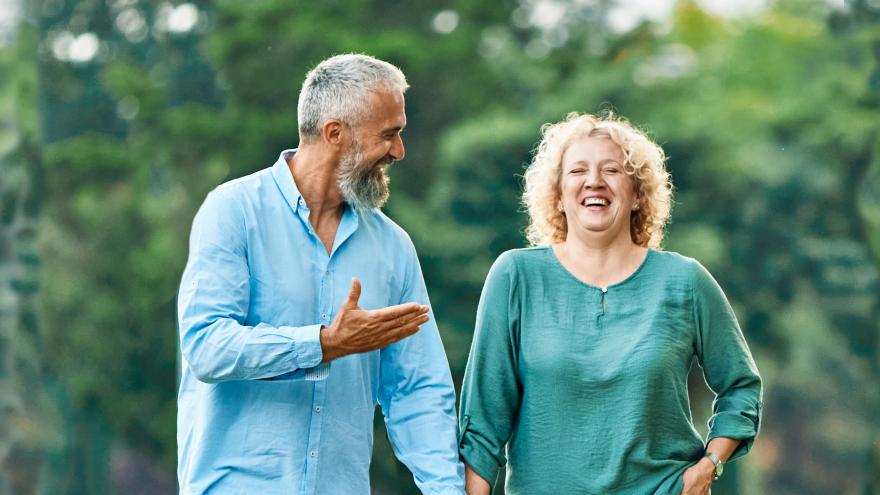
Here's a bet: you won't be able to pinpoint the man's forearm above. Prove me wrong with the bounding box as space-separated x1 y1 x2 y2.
179 317 323 382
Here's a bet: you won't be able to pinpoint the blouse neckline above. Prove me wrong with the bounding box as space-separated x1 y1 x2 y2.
544 246 655 291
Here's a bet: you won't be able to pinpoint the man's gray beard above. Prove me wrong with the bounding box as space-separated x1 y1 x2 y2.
337 143 391 212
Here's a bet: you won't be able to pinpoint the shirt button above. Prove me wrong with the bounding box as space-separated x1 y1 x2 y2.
309 451 317 458
321 313 328 321
315 406 321 413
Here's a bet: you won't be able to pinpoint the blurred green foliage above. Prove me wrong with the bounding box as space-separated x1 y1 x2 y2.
1 0 878 494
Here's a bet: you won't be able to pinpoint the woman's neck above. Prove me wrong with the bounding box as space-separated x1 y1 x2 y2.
553 236 648 288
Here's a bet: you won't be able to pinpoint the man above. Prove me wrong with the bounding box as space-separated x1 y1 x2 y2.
177 54 465 494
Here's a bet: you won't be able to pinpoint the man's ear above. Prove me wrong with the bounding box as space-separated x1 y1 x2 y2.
322 119 345 146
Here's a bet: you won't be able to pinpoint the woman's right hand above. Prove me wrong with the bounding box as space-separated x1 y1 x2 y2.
679 457 715 495
465 464 492 495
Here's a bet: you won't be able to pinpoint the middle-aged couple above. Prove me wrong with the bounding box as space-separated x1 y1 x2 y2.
177 54 763 495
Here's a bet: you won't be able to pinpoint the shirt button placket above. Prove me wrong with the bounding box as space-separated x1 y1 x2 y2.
304 374 327 492
304 262 330 493
321 266 331 324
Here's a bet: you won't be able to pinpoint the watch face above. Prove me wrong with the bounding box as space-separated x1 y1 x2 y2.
716 462 724 478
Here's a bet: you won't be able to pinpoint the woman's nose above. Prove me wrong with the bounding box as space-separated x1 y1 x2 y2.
583 167 603 188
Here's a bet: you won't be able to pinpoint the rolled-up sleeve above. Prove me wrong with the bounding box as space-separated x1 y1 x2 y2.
178 187 324 383
693 261 763 461
458 252 521 490
379 238 465 494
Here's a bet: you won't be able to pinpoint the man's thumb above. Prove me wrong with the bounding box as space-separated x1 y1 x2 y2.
344 277 362 308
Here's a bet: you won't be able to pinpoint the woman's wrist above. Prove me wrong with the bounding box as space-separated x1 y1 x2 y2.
696 456 717 478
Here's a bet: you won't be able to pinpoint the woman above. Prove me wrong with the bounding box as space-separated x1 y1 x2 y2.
458 113 762 495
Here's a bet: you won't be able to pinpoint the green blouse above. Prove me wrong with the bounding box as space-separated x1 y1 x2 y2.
459 247 762 494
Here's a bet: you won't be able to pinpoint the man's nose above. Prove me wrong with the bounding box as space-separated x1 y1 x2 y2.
390 134 405 161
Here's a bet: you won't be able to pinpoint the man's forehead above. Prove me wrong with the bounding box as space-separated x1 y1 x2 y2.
370 89 404 110
367 89 406 128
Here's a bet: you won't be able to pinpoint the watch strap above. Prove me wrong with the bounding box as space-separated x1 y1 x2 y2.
704 451 723 480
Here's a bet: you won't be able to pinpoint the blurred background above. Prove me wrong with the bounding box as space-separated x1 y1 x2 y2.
0 0 878 493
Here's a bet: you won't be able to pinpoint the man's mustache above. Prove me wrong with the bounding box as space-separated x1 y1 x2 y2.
377 155 394 167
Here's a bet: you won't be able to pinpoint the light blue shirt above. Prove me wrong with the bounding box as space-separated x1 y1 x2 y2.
177 150 465 494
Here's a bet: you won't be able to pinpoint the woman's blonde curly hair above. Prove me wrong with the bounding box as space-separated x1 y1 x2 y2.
522 112 673 248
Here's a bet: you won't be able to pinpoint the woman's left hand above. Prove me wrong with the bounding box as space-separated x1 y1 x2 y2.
680 457 715 495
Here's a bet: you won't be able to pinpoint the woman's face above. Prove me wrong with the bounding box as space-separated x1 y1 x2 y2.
558 136 635 243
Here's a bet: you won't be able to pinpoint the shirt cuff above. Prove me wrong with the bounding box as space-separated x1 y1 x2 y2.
459 416 501 490
460 444 500 492
707 403 761 461
257 324 326 382
286 323 323 368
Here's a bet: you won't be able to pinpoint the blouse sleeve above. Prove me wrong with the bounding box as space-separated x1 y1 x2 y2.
458 252 522 489
692 261 763 462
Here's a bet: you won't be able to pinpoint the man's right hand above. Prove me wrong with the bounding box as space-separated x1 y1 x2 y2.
320 277 430 362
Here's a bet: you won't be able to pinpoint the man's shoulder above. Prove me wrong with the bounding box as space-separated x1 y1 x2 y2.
212 166 275 200
360 209 415 249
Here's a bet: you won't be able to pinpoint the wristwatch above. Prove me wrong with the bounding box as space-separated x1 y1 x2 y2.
704 451 724 480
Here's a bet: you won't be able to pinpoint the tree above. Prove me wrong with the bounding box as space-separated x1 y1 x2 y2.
0 7 54 493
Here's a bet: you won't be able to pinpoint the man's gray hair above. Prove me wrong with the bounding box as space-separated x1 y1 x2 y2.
297 54 409 141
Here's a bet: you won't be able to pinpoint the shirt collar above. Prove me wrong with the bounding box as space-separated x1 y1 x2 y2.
271 148 361 227
272 149 306 213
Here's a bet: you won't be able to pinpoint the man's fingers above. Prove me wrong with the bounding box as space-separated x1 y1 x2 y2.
383 310 430 331
373 302 428 322
343 277 362 308
368 314 429 349
387 320 424 343
391 314 429 337
346 314 428 353
337 304 428 353
399 320 425 337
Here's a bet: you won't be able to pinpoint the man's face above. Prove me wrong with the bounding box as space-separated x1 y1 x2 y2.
337 90 406 211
